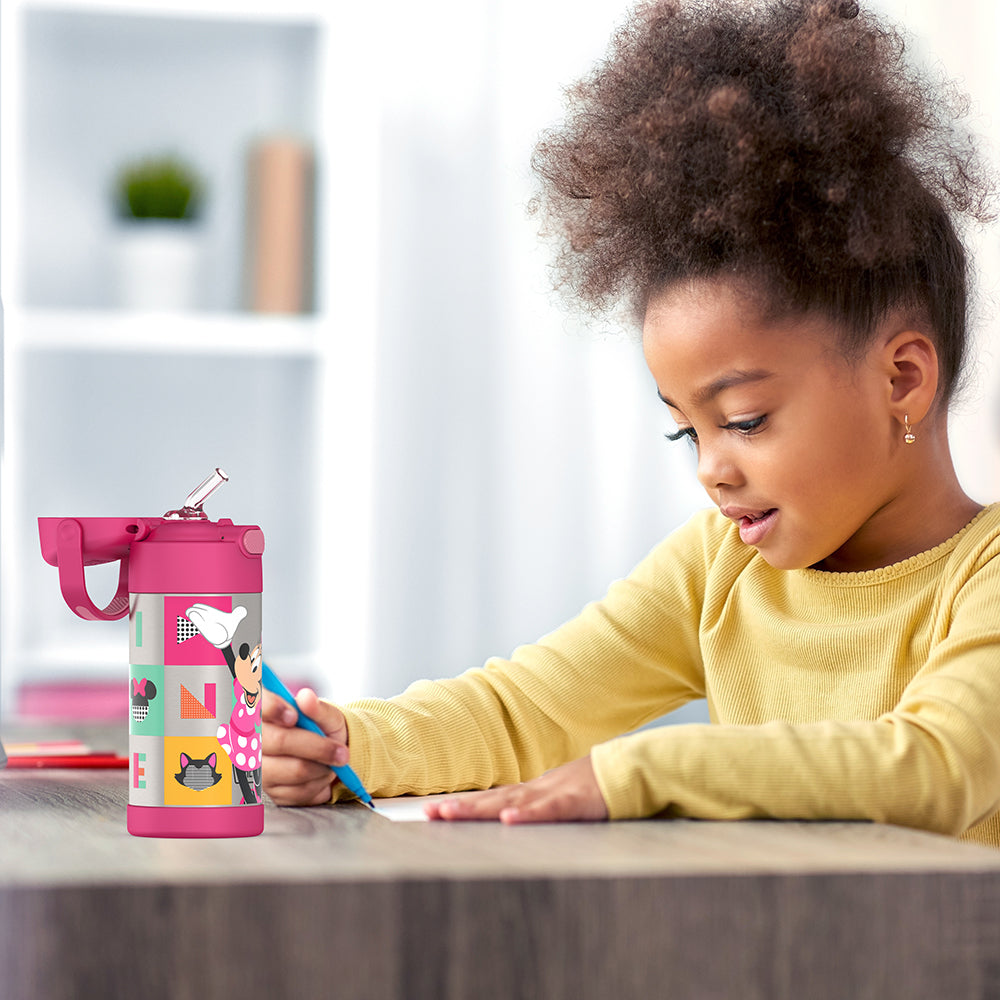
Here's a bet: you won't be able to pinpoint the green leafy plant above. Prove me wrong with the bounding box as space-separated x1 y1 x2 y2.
115 156 204 221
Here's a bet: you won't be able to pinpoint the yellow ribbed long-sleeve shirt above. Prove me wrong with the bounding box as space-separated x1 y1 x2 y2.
339 505 1000 847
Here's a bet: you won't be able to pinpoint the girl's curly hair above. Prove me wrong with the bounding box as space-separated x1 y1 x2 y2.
530 0 995 402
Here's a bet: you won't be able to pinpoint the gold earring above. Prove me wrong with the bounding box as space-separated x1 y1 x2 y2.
904 414 916 445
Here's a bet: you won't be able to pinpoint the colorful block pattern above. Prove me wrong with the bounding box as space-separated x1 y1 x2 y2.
127 593 262 812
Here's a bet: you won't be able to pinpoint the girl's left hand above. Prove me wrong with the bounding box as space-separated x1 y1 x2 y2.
424 755 609 824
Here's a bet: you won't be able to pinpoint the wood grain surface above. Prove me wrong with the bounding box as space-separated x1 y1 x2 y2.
2 768 1000 1000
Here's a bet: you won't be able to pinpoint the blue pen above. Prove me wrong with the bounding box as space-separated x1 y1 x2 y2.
261 662 375 809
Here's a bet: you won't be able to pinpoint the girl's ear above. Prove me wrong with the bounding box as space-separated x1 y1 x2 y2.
881 329 939 425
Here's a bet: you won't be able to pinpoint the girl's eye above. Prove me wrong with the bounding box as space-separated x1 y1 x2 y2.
665 415 766 446
725 415 767 435
665 426 698 444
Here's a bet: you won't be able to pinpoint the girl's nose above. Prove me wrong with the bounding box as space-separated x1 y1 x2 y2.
696 441 743 492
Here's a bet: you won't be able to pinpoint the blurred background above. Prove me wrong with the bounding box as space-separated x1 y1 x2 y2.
1 0 997 724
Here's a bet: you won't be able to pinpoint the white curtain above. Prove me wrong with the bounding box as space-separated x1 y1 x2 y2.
362 0 707 697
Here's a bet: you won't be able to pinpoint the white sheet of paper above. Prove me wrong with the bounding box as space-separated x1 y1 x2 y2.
371 793 461 822
372 798 431 822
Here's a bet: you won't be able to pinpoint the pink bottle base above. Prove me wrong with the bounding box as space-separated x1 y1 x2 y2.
128 804 264 838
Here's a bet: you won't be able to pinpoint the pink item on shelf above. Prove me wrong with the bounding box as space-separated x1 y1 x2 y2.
17 680 128 721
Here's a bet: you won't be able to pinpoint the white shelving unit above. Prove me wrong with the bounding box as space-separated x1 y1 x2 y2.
1 0 381 713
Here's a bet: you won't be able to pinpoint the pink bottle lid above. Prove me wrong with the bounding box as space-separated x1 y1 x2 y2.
127 518 264 594
38 470 264 619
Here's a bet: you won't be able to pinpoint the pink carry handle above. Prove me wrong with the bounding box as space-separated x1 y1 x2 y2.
38 517 150 622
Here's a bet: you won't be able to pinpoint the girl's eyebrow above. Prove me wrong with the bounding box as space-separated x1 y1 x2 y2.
656 369 774 409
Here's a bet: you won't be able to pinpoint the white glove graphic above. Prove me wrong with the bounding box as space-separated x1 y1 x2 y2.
185 603 248 648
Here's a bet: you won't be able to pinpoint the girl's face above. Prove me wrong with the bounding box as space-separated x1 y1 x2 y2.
643 279 907 572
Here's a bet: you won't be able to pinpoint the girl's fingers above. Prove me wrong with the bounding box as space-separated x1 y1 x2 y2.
261 689 298 726
497 790 593 825
260 688 352 807
262 748 339 806
261 690 349 764
261 687 349 746
294 688 350 746
427 786 565 823
425 756 609 824
265 768 336 807
263 722 347 771
265 748 330 783
261 688 352 807
426 787 520 821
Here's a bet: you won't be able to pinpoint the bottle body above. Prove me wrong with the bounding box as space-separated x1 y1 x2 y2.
128 590 263 837
38 505 266 836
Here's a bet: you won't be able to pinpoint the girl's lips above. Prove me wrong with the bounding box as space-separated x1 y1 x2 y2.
737 508 778 546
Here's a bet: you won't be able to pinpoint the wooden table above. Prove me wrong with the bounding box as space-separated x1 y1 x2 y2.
2 767 1000 1000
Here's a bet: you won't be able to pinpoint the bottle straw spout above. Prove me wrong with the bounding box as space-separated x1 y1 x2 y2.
185 468 229 510
164 468 229 520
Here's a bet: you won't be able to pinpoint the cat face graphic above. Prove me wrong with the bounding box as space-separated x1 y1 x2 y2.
174 752 222 790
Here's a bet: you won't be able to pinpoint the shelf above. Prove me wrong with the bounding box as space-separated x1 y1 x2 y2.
8 6 321 314
0 0 378 720
5 307 327 357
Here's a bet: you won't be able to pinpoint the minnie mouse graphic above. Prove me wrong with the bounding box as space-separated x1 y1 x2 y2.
130 677 157 723
184 603 263 805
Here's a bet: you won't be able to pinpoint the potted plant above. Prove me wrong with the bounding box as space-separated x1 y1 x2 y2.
111 155 206 311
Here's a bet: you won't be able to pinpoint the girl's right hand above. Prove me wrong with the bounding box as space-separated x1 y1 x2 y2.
261 686 350 806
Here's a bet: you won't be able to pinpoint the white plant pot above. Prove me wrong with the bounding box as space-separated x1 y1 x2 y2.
112 221 204 311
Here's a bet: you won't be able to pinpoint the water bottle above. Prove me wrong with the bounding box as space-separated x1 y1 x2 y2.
38 469 265 837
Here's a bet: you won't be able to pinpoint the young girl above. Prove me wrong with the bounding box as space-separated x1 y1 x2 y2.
263 0 1000 846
